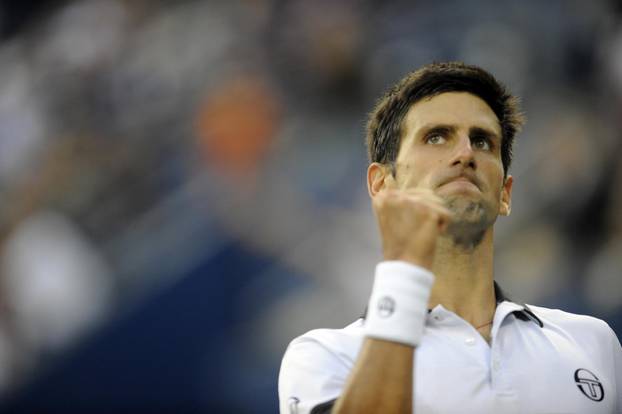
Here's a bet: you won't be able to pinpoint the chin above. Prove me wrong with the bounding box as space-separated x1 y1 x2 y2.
446 198 496 226
446 197 482 214
444 200 496 249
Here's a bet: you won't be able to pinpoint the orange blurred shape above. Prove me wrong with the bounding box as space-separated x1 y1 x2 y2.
195 77 281 177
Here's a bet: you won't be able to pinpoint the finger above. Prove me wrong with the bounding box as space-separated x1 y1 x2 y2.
417 208 450 233
374 190 453 220
403 195 453 218
399 188 447 206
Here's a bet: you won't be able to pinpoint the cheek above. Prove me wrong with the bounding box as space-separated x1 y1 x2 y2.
478 170 504 199
483 159 504 183
396 148 443 188
397 162 428 188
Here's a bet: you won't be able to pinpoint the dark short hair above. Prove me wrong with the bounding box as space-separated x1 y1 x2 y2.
366 61 524 177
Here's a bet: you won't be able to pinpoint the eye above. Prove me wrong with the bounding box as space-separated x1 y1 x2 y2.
472 135 491 151
425 134 446 145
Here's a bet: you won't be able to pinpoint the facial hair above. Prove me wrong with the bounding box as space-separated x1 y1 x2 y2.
443 197 497 250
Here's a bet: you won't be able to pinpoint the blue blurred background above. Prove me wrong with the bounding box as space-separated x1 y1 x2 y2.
0 0 620 412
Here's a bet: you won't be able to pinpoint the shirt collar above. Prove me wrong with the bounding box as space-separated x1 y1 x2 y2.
494 281 543 328
362 281 543 328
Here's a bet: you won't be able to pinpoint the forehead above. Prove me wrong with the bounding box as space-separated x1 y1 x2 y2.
402 92 502 137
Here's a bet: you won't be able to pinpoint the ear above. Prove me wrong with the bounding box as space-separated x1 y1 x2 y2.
367 162 394 197
499 175 513 216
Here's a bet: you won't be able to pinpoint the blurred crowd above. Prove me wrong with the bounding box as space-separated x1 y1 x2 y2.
0 0 621 411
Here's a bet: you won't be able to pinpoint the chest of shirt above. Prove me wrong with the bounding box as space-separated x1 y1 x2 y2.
413 321 615 414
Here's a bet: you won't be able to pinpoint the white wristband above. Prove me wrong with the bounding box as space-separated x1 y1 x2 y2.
364 261 434 346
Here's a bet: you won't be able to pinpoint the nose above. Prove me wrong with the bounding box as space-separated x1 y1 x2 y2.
450 135 476 170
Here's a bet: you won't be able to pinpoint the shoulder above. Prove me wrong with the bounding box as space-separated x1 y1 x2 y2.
526 304 619 347
527 304 610 329
284 319 365 363
278 319 364 413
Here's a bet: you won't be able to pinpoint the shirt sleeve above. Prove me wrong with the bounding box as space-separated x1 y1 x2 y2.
278 334 351 414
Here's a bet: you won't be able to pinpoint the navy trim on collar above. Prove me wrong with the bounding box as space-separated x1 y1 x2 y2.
514 304 544 327
362 281 543 328
493 280 508 303
494 281 544 327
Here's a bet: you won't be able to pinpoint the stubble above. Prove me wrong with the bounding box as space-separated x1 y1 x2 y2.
443 197 496 250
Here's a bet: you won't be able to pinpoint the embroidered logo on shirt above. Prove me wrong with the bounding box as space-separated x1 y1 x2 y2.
288 397 300 414
574 368 604 402
377 296 395 318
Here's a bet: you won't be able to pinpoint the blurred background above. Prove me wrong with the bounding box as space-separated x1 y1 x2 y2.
0 0 620 412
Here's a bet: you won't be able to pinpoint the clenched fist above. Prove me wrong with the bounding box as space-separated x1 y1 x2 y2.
372 188 453 271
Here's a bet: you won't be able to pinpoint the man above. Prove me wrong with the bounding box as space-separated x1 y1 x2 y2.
278 62 622 413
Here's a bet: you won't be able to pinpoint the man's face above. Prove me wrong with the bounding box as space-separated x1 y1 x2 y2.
392 92 512 240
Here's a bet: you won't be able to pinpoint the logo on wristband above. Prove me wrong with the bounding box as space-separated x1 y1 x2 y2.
377 296 396 318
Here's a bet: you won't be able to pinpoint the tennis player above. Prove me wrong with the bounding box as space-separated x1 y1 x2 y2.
278 62 622 413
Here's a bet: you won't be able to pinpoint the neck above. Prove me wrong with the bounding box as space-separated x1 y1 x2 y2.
428 228 497 327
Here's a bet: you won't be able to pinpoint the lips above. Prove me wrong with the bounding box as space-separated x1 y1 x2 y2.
439 174 481 191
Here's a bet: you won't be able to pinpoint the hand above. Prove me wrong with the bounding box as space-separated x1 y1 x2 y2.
372 188 452 270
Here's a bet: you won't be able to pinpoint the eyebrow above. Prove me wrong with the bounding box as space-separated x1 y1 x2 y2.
417 124 500 141
418 124 456 138
470 126 501 142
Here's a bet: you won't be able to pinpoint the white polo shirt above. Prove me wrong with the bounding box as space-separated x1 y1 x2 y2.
279 287 622 414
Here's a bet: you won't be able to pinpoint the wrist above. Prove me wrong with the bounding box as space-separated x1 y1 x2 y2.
382 251 434 271
363 261 435 346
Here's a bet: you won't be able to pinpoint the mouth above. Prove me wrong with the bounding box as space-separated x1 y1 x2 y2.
439 175 481 192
